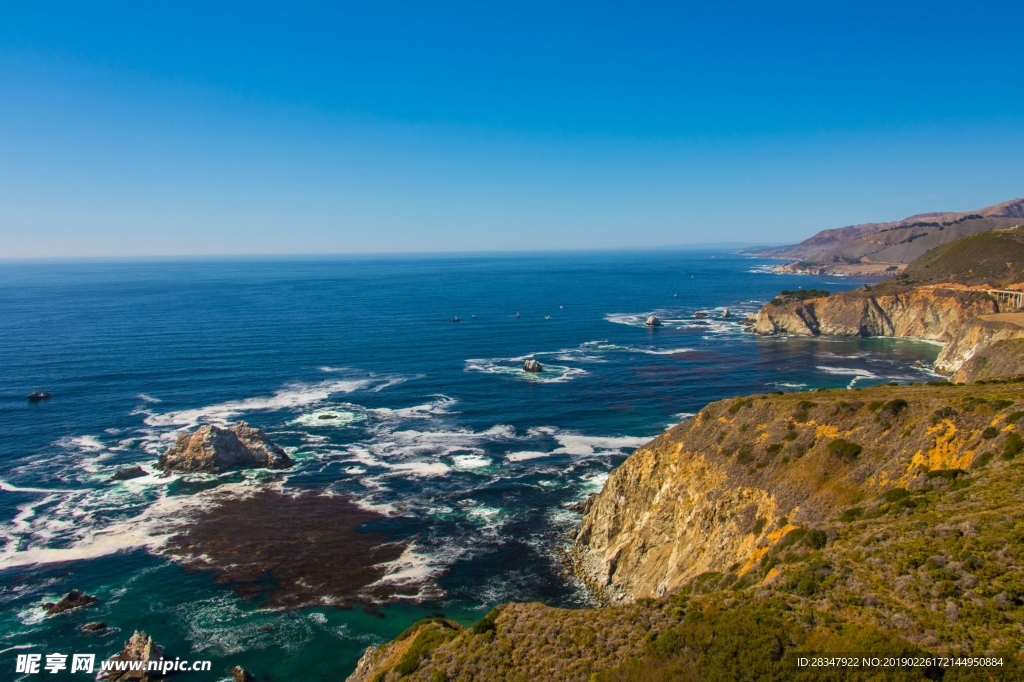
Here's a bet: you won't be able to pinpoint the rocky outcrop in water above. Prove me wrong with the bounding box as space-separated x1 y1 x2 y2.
44 589 97 615
523 359 543 373
229 666 253 682
110 466 148 482
103 631 169 681
157 421 291 473
644 315 661 327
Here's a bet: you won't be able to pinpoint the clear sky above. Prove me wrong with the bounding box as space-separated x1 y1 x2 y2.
2 1 1022 257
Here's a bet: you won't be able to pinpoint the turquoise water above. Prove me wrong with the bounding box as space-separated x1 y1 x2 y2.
0 252 941 679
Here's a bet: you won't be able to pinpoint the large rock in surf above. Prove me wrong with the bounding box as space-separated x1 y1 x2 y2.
110 465 148 482
523 359 543 373
645 315 661 327
43 589 97 615
103 631 170 681
157 421 291 473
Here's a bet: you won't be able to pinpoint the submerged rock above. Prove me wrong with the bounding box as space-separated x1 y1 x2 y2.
82 621 109 633
157 421 291 473
523 359 543 373
43 589 97 615
644 315 661 327
110 466 148 482
103 630 169 681
229 666 253 682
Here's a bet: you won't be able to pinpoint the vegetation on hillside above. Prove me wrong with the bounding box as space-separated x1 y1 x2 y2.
883 228 1024 289
769 289 831 306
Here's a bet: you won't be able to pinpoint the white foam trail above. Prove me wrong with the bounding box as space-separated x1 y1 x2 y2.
451 454 491 470
552 434 649 456
464 359 587 383
367 544 446 600
145 379 370 428
506 451 550 462
816 366 879 389
137 394 161 403
0 479 72 494
390 461 452 477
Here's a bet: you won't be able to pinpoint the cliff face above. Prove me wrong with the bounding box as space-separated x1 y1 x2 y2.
752 287 997 342
938 317 1024 377
573 384 1021 603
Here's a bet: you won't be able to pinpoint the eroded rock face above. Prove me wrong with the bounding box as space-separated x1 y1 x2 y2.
573 383 1024 603
157 421 291 473
44 589 97 615
753 288 997 342
103 631 169 681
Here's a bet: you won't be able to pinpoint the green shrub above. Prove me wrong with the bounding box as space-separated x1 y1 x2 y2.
471 607 502 635
881 399 909 417
1004 433 1024 460
766 443 783 455
931 406 958 424
752 517 766 535
868 401 885 412
839 507 864 522
982 426 1000 439
883 487 910 502
827 439 863 461
804 529 828 549
794 401 817 423
972 451 995 468
1005 411 1024 424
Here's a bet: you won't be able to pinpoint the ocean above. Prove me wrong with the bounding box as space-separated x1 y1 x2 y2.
0 251 942 679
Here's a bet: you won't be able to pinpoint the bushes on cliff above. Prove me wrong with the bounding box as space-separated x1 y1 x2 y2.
828 438 863 461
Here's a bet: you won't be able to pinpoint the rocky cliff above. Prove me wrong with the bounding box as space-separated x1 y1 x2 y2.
350 383 1024 681
752 287 997 342
573 385 1022 602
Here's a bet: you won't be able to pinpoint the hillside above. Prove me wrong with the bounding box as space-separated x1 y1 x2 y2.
752 198 1024 274
350 383 1024 681
754 229 1024 379
891 229 1024 289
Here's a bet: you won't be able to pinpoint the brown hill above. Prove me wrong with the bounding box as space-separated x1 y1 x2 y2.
755 197 1024 266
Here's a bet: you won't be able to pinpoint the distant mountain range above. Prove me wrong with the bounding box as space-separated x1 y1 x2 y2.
749 197 1024 274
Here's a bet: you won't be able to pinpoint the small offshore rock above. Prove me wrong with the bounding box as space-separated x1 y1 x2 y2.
523 359 543 373
103 630 168 681
44 589 97 615
157 421 291 473
110 466 148 482
82 621 109 633
645 315 661 327
229 666 254 682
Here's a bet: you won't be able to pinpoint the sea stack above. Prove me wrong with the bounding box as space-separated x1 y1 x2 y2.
157 421 292 474
103 631 169 681
43 589 97 615
644 315 661 327
523 359 543 373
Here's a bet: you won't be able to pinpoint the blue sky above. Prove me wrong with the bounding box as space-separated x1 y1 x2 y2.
1 1 1022 257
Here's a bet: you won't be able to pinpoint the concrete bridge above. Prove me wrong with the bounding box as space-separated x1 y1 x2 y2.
988 289 1024 310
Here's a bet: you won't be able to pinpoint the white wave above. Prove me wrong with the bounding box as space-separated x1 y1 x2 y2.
289 409 364 429
144 379 370 428
506 451 550 462
59 435 105 452
464 358 587 383
775 382 808 389
369 396 457 420
137 394 162 403
389 461 452 477
367 544 446 601
553 434 648 456
580 471 610 494
674 412 696 421
816 366 877 377
816 366 879 389
451 454 491 470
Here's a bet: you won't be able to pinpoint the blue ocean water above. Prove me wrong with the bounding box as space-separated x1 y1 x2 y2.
0 252 941 679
